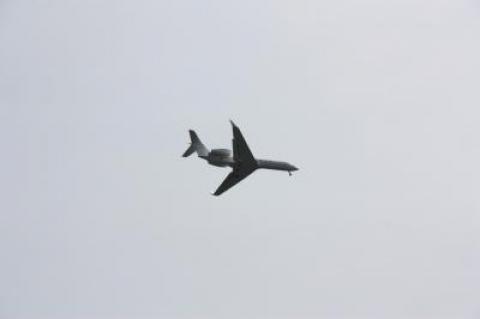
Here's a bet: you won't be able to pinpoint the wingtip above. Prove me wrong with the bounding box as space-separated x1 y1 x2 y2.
229 119 236 127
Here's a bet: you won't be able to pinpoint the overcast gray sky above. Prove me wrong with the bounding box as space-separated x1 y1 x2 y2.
1 0 480 318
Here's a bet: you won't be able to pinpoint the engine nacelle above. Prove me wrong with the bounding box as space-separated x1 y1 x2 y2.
210 149 232 158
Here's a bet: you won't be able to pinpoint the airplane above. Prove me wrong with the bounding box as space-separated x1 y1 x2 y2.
182 120 298 196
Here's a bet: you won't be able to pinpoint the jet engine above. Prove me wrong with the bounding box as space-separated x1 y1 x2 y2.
210 149 232 157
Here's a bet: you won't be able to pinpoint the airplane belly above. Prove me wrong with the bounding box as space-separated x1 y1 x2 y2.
209 161 229 167
208 157 234 168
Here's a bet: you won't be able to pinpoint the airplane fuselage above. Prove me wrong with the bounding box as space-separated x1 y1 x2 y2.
200 149 298 173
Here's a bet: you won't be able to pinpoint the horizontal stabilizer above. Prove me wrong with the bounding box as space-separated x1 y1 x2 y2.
182 130 209 157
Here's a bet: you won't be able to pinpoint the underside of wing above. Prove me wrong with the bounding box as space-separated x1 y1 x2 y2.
213 167 256 196
212 121 259 196
231 120 256 165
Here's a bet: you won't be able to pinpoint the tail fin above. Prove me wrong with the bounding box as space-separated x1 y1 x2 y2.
182 130 209 157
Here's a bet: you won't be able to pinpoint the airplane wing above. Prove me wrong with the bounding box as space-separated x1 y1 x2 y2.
213 121 258 196
213 166 256 196
231 120 256 165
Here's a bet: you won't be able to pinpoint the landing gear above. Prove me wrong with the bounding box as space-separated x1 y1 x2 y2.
288 171 292 176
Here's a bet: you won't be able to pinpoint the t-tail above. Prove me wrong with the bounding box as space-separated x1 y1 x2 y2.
182 130 209 157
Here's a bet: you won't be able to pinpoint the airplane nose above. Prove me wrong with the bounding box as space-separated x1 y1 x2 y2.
291 165 299 171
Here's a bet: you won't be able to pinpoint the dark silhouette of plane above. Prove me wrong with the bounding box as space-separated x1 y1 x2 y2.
183 120 298 196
